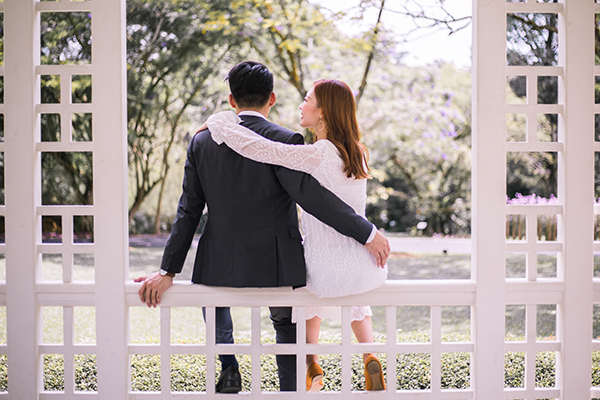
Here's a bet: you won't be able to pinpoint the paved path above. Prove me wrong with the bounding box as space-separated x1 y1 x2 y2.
130 234 472 254
388 236 471 254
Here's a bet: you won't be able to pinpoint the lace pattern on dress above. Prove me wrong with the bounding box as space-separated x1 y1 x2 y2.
208 111 326 175
292 305 373 323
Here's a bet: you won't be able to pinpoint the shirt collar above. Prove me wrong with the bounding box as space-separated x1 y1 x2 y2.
238 110 268 120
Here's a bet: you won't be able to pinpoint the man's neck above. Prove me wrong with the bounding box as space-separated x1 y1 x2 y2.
236 106 270 119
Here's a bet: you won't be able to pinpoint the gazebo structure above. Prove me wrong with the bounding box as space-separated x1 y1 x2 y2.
1 0 596 398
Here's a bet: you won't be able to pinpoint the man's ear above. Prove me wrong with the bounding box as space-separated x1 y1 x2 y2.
268 92 276 107
229 94 237 109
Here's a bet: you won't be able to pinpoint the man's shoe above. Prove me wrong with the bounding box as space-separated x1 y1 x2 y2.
306 362 324 392
364 354 385 391
216 365 241 393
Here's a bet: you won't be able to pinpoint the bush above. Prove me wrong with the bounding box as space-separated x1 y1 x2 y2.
34 334 588 392
397 352 431 389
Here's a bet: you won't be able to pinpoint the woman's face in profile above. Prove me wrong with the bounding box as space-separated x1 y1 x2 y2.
299 86 320 130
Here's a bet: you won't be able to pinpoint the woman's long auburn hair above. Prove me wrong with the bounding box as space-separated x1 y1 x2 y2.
313 79 370 180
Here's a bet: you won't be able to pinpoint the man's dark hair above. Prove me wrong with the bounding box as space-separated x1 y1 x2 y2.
227 61 273 109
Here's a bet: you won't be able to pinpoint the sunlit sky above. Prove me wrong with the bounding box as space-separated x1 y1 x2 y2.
312 0 472 68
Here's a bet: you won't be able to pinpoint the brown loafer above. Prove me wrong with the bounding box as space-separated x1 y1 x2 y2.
364 354 386 391
306 362 324 392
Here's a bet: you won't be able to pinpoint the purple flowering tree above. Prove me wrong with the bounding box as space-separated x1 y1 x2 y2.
360 63 472 235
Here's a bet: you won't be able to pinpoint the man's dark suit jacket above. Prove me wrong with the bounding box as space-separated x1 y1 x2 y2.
160 114 374 288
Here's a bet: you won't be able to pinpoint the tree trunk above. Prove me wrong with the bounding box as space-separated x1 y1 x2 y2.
356 0 385 107
153 165 169 234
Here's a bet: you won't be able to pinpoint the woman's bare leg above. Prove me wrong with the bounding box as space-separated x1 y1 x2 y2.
353 315 385 390
351 316 374 362
306 316 321 365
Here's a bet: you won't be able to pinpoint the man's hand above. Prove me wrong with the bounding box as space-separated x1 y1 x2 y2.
365 230 390 268
135 271 173 308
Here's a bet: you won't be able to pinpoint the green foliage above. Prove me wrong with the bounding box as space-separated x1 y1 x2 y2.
363 63 471 235
126 0 244 224
507 12 557 68
131 354 161 391
506 11 560 199
44 354 65 391
212 0 341 99
199 0 386 142
38 16 94 207
535 352 555 388
125 0 404 227
41 151 93 206
593 306 600 340
0 14 4 66
40 12 91 65
170 355 207 392
260 354 280 391
504 350 556 389
36 334 568 392
504 351 524 388
441 352 470 389
38 0 473 233
0 151 4 206
0 356 6 392
593 352 600 386
397 353 431 389
75 355 97 391
32 0 595 235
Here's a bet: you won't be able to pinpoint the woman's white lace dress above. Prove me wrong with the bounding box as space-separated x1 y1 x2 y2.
208 111 388 322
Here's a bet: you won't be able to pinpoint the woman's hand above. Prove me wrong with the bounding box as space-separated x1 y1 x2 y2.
197 122 208 132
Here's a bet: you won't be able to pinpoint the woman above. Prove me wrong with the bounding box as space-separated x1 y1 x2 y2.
207 79 387 392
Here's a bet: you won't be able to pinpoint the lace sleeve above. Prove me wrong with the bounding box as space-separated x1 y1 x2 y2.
207 111 325 174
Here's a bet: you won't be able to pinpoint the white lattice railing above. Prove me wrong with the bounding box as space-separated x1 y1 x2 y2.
2 0 600 398
4 275 592 399
31 280 477 399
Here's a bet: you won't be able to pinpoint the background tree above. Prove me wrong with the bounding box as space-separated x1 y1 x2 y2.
34 0 476 236
202 0 389 139
133 0 473 235
361 62 471 235
39 13 93 208
126 0 245 232
282 0 472 235
39 12 94 235
506 11 559 199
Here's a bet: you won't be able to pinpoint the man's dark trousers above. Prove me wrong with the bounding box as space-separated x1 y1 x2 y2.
209 306 297 391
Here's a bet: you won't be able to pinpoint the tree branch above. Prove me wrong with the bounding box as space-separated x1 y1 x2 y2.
356 0 385 107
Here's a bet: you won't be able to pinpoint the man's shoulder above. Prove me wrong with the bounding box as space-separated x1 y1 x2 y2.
190 128 214 146
240 115 304 144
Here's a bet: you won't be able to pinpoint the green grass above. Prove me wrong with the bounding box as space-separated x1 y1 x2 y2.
37 248 600 283
41 253 95 282
125 250 556 337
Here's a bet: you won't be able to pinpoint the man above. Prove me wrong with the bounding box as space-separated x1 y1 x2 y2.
136 61 390 392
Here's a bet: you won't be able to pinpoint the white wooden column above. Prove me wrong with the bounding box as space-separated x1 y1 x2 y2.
4 0 41 399
4 0 128 398
471 0 507 399
92 0 129 398
557 1 594 398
